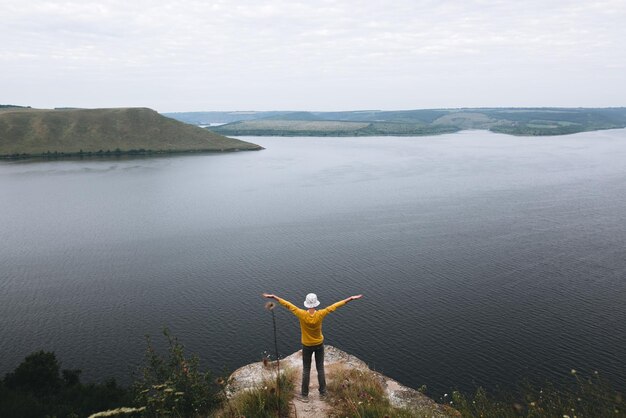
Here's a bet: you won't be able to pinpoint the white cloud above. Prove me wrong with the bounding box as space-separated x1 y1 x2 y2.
1 0 625 110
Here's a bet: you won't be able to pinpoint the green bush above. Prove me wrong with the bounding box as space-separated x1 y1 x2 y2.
132 328 222 417
4 350 61 395
0 351 129 418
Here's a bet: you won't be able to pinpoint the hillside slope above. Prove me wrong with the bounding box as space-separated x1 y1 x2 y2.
165 107 626 137
213 119 460 136
0 107 262 158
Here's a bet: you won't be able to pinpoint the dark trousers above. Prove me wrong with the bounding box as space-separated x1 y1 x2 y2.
301 343 326 396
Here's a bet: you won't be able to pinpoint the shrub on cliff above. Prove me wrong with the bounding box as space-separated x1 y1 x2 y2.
132 328 222 417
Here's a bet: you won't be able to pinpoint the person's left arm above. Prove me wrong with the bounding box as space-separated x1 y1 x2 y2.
320 294 363 317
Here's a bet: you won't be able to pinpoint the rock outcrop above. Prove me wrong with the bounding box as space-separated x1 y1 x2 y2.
228 345 458 417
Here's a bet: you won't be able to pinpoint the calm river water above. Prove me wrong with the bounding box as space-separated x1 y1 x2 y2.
1 130 625 396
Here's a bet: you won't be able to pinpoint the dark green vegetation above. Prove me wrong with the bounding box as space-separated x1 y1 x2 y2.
0 104 31 109
2 341 624 417
164 108 626 137
0 351 130 418
0 107 262 159
0 330 295 418
0 330 224 418
445 371 624 418
132 329 221 417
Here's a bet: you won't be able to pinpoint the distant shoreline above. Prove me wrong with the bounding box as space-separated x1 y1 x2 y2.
218 126 626 138
0 147 262 161
164 107 626 138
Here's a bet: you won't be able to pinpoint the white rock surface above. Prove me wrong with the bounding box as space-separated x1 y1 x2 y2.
227 345 458 417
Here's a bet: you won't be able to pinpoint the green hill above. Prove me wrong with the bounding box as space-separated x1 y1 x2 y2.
213 119 460 136
0 107 262 159
165 107 626 137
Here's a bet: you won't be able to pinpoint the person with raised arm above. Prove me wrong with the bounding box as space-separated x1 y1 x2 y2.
262 292 363 401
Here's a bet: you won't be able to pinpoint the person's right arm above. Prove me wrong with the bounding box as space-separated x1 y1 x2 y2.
262 293 302 315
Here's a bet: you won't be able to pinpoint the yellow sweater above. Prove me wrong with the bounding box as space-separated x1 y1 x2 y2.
278 298 347 346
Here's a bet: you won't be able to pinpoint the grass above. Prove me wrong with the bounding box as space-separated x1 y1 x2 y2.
326 365 423 418
219 368 296 418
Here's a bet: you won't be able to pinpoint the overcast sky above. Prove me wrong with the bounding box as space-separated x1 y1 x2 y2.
2 0 625 112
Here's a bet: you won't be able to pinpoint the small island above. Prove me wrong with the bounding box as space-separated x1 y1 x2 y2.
0 106 262 159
